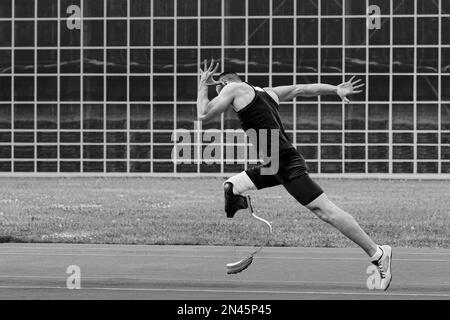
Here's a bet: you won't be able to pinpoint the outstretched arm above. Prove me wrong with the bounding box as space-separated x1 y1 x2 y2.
269 76 364 103
197 59 234 122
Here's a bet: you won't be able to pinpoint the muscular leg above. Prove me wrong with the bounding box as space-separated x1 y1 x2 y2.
228 168 378 257
282 175 378 257
305 193 378 257
281 174 391 289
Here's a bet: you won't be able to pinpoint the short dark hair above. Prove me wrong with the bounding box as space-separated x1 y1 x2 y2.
218 72 242 82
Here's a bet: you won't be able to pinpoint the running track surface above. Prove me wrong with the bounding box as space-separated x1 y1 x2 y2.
0 244 449 300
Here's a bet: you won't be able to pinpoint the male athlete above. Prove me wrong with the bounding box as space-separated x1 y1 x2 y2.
197 59 392 290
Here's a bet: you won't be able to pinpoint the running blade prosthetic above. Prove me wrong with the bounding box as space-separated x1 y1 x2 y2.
226 251 257 274
226 196 272 274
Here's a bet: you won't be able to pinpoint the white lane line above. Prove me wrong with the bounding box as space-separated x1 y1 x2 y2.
0 285 448 298
0 252 449 262
2 246 450 256
0 275 449 287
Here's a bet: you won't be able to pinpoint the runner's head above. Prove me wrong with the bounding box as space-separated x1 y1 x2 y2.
216 72 243 94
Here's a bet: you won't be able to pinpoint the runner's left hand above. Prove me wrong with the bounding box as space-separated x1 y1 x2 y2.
337 76 365 103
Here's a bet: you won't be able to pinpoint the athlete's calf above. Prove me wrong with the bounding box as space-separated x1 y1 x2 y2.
305 193 378 257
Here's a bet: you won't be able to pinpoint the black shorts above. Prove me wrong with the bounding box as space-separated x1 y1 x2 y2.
245 148 324 206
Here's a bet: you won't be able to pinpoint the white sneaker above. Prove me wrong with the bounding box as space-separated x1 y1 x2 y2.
372 245 393 290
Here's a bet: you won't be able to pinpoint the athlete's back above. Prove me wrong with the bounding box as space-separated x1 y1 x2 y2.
233 82 295 156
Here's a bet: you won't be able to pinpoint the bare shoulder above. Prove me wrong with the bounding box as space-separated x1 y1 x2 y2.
220 82 252 97
223 82 257 111
230 82 251 91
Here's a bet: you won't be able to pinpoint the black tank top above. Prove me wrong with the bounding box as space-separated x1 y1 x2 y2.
235 83 295 158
